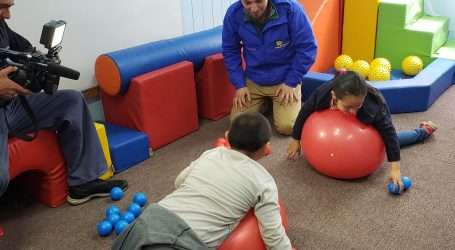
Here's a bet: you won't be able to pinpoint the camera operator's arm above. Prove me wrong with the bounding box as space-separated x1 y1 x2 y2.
0 66 32 100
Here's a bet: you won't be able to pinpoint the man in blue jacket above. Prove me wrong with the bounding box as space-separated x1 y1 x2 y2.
222 0 317 135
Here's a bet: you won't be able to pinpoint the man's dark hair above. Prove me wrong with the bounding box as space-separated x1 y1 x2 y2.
228 112 271 153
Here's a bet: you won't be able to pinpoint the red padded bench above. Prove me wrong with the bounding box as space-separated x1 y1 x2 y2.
101 61 199 150
195 53 235 120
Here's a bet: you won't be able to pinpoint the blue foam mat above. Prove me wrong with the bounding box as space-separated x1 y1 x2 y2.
97 121 150 173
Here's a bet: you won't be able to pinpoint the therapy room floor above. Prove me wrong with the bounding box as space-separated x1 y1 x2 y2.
1 85 455 249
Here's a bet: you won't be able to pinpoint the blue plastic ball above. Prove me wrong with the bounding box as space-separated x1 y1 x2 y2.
133 192 148 207
106 205 121 217
388 182 400 195
107 213 121 227
121 211 135 224
115 220 129 235
110 187 124 201
97 220 113 237
402 176 412 191
127 203 142 218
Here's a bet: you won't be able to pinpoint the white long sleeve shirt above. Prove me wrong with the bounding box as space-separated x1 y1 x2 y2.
158 147 291 250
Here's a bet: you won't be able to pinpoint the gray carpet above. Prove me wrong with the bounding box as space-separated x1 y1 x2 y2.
1 85 455 250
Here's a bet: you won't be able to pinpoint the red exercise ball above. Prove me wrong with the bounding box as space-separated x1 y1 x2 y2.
301 109 385 179
218 198 288 250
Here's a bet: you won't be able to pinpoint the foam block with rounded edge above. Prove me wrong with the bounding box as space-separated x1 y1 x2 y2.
101 61 199 150
95 26 222 95
8 130 68 207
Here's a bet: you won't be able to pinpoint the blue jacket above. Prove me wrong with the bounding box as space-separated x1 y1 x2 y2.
291 81 401 162
222 0 317 89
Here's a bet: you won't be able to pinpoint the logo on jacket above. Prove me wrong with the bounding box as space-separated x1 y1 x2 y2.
275 40 289 48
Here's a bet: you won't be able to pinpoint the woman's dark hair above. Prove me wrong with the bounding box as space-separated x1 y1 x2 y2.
228 112 271 153
332 70 385 105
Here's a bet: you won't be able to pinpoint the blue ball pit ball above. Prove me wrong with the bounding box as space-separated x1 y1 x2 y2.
133 192 148 207
97 220 113 237
388 182 400 195
107 213 121 227
121 211 136 224
115 220 129 235
106 205 121 217
402 176 412 191
110 187 124 201
388 176 412 195
127 203 142 218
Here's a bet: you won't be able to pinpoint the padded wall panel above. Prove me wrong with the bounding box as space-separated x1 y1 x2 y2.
299 0 342 72
342 0 380 62
101 61 199 150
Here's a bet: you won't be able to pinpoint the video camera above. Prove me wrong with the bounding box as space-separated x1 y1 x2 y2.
0 20 80 95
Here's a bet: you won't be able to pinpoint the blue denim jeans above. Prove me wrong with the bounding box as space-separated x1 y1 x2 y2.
397 128 429 147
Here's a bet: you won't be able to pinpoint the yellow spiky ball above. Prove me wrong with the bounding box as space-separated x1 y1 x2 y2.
370 58 391 72
351 60 370 78
334 54 353 71
402 55 423 76
368 66 391 81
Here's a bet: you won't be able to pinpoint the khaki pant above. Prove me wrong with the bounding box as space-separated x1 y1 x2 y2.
230 79 302 135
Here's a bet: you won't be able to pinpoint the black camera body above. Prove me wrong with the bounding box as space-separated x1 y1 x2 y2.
0 20 80 95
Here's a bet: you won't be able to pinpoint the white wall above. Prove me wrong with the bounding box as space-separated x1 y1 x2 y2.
424 0 455 39
8 0 183 90
180 0 235 35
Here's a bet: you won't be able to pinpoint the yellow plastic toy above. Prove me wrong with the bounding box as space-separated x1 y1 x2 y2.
351 60 370 78
368 66 391 81
402 55 423 76
334 54 353 71
370 58 391 72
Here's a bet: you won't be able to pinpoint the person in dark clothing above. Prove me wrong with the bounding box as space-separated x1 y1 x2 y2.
0 0 127 205
287 70 437 193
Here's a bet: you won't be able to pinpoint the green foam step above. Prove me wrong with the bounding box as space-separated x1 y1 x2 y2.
433 40 455 60
375 0 449 70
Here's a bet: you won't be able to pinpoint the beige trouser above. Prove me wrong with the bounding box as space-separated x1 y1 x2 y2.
230 78 302 135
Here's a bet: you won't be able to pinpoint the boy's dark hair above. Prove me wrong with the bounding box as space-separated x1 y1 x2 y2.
228 112 271 153
332 70 386 106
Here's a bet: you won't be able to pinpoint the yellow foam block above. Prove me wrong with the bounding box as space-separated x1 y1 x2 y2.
95 122 114 180
342 0 380 62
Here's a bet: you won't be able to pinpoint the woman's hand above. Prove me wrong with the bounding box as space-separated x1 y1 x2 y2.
387 161 404 194
286 139 302 160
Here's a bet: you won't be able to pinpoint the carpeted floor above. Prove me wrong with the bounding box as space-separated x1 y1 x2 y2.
1 85 454 250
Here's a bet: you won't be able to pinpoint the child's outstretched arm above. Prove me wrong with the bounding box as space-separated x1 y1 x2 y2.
287 91 320 161
286 139 302 160
255 182 292 250
387 161 404 193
